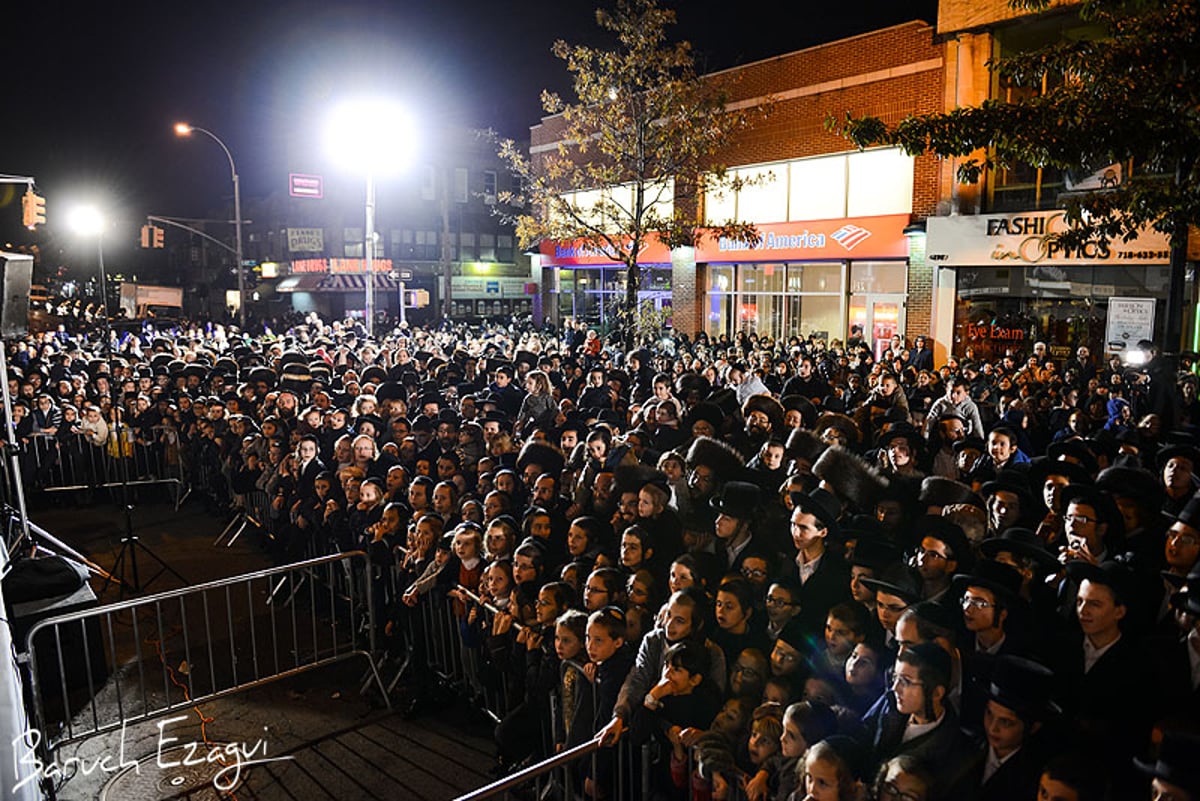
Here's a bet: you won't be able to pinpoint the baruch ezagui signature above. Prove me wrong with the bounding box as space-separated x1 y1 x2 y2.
12 715 294 793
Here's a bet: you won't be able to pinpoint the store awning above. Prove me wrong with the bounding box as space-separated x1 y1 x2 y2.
276 274 401 293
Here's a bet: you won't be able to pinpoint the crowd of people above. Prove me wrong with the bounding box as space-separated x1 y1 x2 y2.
4 311 1199 801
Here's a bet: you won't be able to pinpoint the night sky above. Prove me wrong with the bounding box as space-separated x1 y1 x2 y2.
2 0 937 263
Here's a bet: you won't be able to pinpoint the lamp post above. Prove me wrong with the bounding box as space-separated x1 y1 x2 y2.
67 206 110 339
174 123 245 327
326 99 415 338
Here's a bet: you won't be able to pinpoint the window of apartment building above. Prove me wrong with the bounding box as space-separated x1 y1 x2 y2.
344 228 363 258
497 234 514 263
479 233 496 262
421 166 437 201
454 168 469 203
483 171 498 203
459 232 477 260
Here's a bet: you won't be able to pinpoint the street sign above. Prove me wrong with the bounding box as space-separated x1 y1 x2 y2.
289 173 323 199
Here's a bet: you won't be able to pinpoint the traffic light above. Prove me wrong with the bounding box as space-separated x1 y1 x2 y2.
153 227 164 248
22 190 46 229
140 224 152 248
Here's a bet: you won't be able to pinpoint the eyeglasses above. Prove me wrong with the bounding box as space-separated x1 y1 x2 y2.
918 549 949 562
535 598 556 607
961 596 995 610
741 567 768 580
1064 513 1096 525
892 673 924 690
731 665 762 680
879 779 924 801
1168 531 1200 547
765 596 797 608
584 585 608 595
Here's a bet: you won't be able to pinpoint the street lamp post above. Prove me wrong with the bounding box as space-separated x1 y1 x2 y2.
326 99 415 339
174 123 245 327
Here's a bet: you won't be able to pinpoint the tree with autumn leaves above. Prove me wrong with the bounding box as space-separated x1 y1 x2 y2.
497 0 767 342
831 0 1200 352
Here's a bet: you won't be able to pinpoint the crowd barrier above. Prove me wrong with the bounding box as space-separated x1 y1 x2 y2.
397 584 651 801
14 428 187 508
20 550 389 782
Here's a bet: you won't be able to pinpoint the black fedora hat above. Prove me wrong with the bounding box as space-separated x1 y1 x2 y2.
1169 587 1200 615
979 527 1058 571
848 537 901 572
1156 442 1200 471
1094 465 1165 508
1065 559 1135 606
789 487 842 540
1163 560 1200 591
1173 494 1200 530
1134 731 1200 797
860 563 923 605
711 481 762 520
980 470 1033 506
875 422 925 454
1046 439 1100 476
952 559 1023 604
1027 457 1093 492
986 655 1061 720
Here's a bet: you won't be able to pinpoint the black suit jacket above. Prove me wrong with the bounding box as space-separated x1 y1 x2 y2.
794 551 852 638
953 739 1044 801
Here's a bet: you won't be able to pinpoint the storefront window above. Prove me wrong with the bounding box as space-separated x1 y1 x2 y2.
550 265 672 330
953 264 1170 362
705 261 848 343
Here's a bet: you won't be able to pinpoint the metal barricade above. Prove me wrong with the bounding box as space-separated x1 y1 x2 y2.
24 428 187 508
22 550 390 769
383 577 515 721
452 737 645 801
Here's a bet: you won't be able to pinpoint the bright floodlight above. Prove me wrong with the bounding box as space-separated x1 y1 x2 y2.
67 205 105 236
174 122 194 136
325 98 416 175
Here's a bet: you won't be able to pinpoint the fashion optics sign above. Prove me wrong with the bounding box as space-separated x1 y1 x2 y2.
926 211 1171 266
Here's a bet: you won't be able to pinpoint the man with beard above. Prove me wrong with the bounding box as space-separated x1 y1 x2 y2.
730 394 784 461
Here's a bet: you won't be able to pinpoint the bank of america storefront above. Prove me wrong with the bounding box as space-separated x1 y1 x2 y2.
926 211 1175 362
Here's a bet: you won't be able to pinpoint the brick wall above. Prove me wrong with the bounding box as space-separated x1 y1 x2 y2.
532 21 948 339
906 234 932 343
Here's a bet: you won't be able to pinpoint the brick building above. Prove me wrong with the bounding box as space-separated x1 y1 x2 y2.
533 20 944 357
925 0 1179 363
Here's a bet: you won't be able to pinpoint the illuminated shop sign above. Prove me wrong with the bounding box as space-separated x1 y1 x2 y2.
927 211 1171 266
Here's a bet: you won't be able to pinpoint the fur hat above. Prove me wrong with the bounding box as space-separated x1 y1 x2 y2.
780 395 818 429
814 412 862 448
785 428 827 470
919 476 982 511
813 445 888 514
685 436 746 477
742 393 785 436
516 441 565 478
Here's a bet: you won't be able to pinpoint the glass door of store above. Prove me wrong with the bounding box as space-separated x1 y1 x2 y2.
848 294 906 360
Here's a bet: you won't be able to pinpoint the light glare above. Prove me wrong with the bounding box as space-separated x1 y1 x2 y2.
174 122 193 136
325 99 416 175
68 206 105 236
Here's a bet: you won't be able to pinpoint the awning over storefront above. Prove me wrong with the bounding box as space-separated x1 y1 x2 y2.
276 274 402 293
